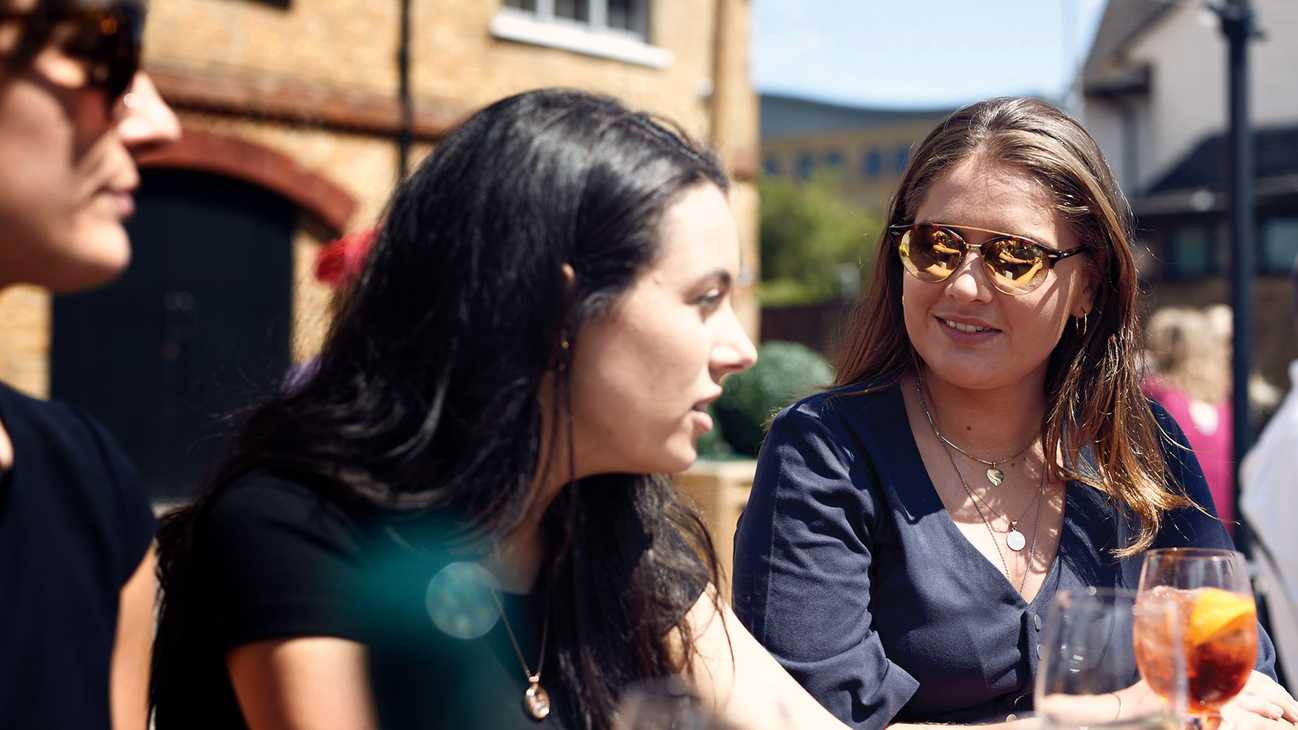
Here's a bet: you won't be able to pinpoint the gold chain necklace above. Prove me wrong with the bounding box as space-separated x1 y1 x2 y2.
916 379 1044 595
488 586 552 721
963 457 1045 552
916 377 1036 487
939 434 1045 593
384 525 553 721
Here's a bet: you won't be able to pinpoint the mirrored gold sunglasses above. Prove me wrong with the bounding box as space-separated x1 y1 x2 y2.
0 3 143 111
890 222 1088 296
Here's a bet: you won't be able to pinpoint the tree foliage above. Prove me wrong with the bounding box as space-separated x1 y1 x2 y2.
758 173 881 305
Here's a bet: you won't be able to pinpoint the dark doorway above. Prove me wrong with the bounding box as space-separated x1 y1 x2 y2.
52 169 296 499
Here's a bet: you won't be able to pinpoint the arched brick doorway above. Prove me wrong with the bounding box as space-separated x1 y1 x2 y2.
50 131 358 499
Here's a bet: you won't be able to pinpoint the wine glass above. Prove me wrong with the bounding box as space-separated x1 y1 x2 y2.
1134 548 1258 729
1036 587 1183 730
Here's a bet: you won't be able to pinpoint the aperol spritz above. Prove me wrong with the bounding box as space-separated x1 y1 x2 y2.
1134 549 1257 726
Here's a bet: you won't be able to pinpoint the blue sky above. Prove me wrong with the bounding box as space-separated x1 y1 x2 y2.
751 0 1109 109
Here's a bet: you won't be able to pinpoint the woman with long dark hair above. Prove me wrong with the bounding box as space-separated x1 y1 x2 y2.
1 1 179 728
150 89 847 730
732 97 1297 729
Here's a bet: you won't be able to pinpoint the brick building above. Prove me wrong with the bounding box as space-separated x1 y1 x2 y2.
0 0 759 497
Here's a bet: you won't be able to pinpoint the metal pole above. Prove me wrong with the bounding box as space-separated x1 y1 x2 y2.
1218 0 1256 545
397 0 413 181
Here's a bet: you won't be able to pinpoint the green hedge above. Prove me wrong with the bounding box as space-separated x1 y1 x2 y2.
700 341 834 459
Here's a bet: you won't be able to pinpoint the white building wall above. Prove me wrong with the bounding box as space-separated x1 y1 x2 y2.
1084 0 1298 193
1078 94 1156 198
1081 98 1129 185
1127 6 1225 190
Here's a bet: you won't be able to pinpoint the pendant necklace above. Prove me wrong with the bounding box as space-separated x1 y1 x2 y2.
968 467 1044 552
916 378 1043 554
939 433 1046 593
384 525 554 722
489 586 552 721
916 377 1035 487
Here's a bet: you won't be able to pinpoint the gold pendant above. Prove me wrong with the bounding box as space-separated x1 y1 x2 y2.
524 679 551 721
986 467 1005 487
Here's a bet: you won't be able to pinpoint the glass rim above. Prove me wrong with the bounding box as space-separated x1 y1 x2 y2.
1142 547 1245 560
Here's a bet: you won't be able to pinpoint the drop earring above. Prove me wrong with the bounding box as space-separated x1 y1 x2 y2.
555 333 571 371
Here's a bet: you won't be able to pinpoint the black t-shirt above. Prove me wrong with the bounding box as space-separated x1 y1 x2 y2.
161 473 623 729
0 381 157 729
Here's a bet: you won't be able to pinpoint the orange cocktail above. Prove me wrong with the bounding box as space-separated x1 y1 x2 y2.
1134 586 1257 715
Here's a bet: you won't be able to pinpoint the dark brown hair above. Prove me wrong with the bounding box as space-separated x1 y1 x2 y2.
836 96 1192 556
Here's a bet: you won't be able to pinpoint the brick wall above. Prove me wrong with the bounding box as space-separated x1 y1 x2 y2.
0 0 759 397
146 0 401 100
0 287 50 397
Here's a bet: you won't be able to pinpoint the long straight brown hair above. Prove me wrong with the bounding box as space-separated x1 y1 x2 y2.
836 96 1191 556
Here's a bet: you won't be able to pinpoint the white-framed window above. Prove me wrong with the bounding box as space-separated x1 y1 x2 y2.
504 0 649 40
493 0 671 69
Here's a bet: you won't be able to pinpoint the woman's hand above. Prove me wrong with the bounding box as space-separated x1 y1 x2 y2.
1217 671 1298 728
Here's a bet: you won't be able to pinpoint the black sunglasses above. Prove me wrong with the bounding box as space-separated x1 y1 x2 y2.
1 3 144 108
890 222 1088 295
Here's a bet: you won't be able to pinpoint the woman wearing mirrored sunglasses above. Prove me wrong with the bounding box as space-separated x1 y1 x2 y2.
0 1 179 728
733 97 1297 730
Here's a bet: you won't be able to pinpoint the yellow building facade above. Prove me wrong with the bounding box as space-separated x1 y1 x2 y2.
759 93 951 214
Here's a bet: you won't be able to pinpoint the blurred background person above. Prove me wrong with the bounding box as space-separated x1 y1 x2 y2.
1241 260 1298 689
1203 303 1282 432
1142 306 1236 536
0 0 179 728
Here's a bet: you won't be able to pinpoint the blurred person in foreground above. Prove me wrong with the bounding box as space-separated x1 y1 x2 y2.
732 96 1294 730
0 0 180 728
1241 261 1298 687
1142 306 1236 536
150 88 852 730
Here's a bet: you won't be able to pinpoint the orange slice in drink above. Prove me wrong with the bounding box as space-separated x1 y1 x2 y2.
1188 588 1255 645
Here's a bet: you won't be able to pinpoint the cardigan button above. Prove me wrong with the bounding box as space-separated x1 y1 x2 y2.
1033 613 1043 631
1006 714 1019 722
1012 695 1026 709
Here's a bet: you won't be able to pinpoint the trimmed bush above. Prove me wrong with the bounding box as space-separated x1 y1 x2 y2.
712 341 834 457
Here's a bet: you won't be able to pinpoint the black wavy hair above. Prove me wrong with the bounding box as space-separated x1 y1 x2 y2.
151 88 730 729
